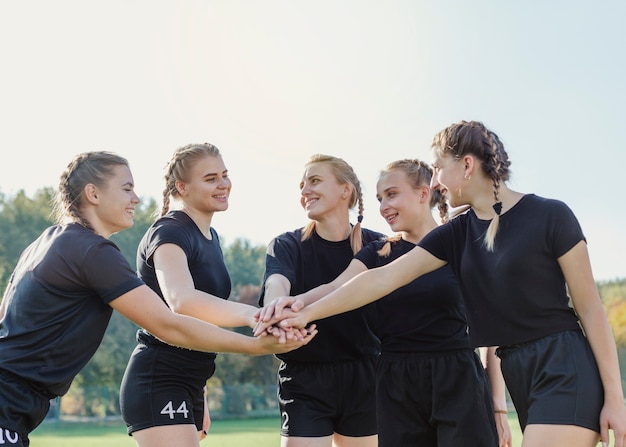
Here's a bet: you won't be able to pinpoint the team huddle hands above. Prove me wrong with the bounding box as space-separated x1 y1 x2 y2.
254 296 311 342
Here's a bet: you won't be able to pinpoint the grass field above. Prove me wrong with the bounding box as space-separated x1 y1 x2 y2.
30 415 526 447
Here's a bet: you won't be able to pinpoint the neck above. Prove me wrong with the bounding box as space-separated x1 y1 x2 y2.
471 186 522 220
314 215 352 241
181 207 214 238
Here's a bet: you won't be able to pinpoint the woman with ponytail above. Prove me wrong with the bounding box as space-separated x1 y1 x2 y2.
274 121 626 447
0 151 315 447
118 143 316 447
256 154 384 447
258 158 510 446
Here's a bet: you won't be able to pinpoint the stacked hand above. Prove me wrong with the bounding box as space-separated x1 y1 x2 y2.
254 296 312 342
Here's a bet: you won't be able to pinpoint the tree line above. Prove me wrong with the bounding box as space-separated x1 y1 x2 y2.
1 188 625 414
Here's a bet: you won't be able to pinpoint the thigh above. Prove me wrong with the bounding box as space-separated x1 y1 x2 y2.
499 331 603 433
0 370 50 446
278 362 335 438
132 423 201 447
120 345 209 434
522 424 600 447
431 351 498 447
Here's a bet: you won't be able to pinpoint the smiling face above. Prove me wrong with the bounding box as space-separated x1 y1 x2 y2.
377 169 428 233
430 152 467 209
93 164 140 236
177 154 231 214
299 161 349 222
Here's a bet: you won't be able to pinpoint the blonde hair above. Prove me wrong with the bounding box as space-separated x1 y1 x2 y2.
432 120 511 251
301 154 365 255
377 159 448 257
160 143 221 217
53 151 129 230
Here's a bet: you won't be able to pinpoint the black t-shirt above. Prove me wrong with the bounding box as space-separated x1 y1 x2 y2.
356 238 469 354
0 223 143 396
418 194 583 347
260 227 384 363
135 210 231 349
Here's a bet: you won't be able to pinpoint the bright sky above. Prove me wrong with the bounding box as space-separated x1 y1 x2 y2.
1 1 624 281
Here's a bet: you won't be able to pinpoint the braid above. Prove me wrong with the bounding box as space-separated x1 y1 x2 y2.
300 154 365 255
349 183 365 255
161 143 221 218
433 120 511 251
52 151 129 230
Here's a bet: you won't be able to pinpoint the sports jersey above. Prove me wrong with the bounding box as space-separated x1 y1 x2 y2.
259 227 384 363
0 223 143 396
133 210 230 350
418 194 583 347
355 238 469 353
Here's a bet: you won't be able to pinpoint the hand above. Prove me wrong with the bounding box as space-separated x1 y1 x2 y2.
263 324 310 344
254 305 302 337
600 397 626 447
256 296 304 322
199 388 211 440
255 324 317 355
277 307 311 331
494 412 512 447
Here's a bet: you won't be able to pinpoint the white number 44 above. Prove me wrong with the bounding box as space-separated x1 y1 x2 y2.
160 401 190 420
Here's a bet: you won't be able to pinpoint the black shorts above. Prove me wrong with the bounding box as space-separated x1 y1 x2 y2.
119 333 216 435
376 349 498 447
0 369 54 447
277 357 377 438
497 330 603 432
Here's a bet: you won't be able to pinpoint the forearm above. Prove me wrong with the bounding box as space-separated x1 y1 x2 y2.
484 347 508 411
152 313 260 354
579 306 625 402
173 292 257 328
303 268 392 322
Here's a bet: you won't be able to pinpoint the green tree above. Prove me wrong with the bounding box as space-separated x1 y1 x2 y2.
223 238 266 289
0 188 55 292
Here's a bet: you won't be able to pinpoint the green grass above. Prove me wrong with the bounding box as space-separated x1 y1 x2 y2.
30 415 525 447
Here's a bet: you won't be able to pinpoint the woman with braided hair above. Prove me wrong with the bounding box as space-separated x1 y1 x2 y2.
273 121 626 447
257 158 510 446
255 154 384 447
0 151 315 447
118 143 313 447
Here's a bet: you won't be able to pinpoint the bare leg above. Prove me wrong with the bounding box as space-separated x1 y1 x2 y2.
132 424 200 447
522 424 599 447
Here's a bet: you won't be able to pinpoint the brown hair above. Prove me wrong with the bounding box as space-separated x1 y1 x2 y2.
160 143 222 217
301 154 365 255
377 159 448 257
432 120 511 251
52 151 129 230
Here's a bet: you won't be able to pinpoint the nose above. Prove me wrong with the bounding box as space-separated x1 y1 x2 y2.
131 191 141 203
430 174 440 191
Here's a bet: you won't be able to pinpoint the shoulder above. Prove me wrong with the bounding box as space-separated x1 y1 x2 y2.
361 227 386 243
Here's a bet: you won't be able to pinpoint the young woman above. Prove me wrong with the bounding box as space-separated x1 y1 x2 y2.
257 154 384 447
258 159 510 446
119 143 305 447
0 151 315 447
273 121 626 447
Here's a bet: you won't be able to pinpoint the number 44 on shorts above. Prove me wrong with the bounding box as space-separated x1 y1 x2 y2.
160 401 190 420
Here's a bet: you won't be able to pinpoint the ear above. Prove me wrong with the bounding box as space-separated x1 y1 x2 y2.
342 183 352 199
175 180 188 196
83 183 99 205
462 155 476 178
419 184 430 203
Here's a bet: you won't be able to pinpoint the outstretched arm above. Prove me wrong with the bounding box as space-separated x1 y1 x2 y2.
254 259 367 335
281 246 445 329
111 284 317 355
154 244 257 328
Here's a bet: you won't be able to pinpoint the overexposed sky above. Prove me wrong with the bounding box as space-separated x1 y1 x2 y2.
1 1 624 280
